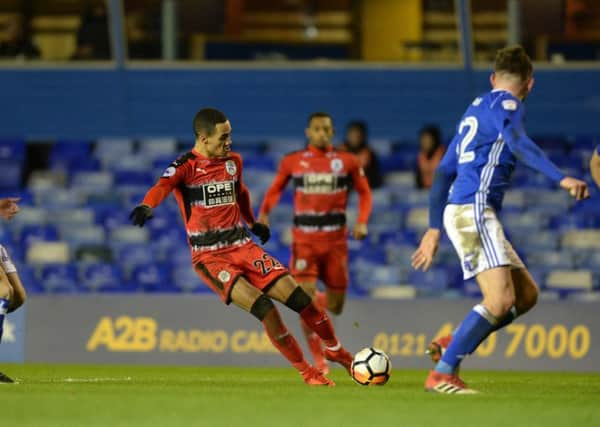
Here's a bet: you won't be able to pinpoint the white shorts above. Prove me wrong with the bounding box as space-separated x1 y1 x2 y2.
0 244 17 274
444 204 524 280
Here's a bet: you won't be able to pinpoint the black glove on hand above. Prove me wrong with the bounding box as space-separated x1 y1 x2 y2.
129 205 154 227
250 223 270 244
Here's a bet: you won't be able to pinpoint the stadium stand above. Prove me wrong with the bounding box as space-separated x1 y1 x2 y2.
0 136 598 299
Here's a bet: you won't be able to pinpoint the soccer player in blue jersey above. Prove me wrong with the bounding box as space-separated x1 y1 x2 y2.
591 145 600 187
0 197 26 383
411 45 589 394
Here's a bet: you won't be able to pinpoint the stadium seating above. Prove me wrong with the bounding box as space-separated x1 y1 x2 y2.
0 135 598 299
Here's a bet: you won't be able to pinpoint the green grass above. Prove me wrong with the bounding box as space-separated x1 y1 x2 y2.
1 364 599 427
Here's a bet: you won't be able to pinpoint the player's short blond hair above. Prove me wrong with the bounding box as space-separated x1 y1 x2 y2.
494 45 532 83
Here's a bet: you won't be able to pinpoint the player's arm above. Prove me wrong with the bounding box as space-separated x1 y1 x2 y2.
411 136 459 272
234 156 270 244
591 146 600 188
130 160 189 227
350 158 372 240
500 108 588 200
257 156 292 226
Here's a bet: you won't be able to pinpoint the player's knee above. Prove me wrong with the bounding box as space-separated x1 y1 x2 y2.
327 298 344 315
8 289 26 313
284 287 312 313
249 294 275 321
484 293 515 318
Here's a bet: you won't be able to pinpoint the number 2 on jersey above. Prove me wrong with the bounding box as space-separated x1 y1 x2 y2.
458 116 478 164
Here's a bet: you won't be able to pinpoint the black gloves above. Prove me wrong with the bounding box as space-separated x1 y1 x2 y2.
129 205 154 227
250 223 270 244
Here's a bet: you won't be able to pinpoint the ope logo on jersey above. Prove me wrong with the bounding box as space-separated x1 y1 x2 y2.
202 181 236 207
302 173 337 194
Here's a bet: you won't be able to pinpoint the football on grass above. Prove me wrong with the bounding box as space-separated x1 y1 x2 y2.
351 347 391 385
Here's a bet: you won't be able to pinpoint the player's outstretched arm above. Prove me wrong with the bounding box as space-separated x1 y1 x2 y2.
257 156 292 225
0 197 20 220
591 147 600 188
130 160 189 227
351 159 372 240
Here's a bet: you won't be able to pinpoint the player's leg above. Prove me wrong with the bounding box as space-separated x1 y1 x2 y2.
193 255 332 386
229 276 333 386
290 243 329 372
265 274 353 373
321 240 350 315
6 271 26 313
0 265 15 383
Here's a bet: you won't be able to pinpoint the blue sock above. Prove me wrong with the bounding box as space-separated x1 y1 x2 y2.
0 298 9 343
435 304 497 374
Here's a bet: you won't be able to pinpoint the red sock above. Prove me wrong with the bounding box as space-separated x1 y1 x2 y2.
262 308 308 371
300 318 325 363
299 303 339 348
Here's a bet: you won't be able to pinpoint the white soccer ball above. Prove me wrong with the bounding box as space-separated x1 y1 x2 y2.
351 347 392 386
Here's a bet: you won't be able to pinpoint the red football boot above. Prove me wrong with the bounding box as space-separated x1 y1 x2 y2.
300 366 335 386
324 345 353 375
424 370 478 394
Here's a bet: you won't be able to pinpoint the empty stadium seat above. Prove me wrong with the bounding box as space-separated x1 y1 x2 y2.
26 241 70 265
546 270 594 292
132 263 172 292
40 263 79 293
19 224 59 248
80 263 124 292
562 230 600 250
408 268 449 295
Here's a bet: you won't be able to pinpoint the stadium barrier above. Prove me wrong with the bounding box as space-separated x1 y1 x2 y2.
1 296 596 372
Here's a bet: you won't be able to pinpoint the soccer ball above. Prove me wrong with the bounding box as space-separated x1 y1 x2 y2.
351 347 391 386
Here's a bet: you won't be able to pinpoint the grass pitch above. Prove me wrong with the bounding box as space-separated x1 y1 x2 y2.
1 364 599 427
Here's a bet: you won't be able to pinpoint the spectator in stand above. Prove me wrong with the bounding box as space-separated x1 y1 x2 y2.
338 121 383 189
72 0 110 60
0 14 40 59
416 125 446 189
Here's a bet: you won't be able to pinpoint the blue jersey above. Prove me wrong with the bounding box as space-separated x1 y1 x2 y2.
428 89 564 229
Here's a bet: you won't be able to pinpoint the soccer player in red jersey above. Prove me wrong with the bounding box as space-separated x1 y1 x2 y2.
257 112 372 373
130 108 353 386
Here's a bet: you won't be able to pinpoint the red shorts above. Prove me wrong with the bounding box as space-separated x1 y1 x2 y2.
290 240 348 291
193 242 289 304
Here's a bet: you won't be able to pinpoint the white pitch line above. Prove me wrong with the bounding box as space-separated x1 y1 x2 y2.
31 377 133 384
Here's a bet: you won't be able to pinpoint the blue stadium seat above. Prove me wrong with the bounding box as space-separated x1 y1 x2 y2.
19 224 59 248
526 251 574 269
60 225 106 247
0 161 22 190
408 268 449 295
113 170 155 187
80 263 124 292
14 263 43 294
132 263 173 292
40 263 79 293
0 139 25 161
173 265 211 293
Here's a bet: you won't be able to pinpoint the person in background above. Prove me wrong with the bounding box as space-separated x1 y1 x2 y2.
338 121 383 189
71 0 110 60
0 14 40 60
416 125 446 189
